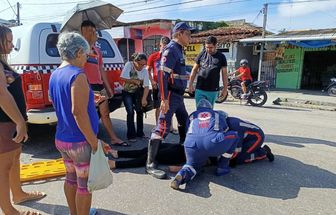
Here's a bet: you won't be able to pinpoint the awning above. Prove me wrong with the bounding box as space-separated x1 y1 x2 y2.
240 35 336 48
288 40 336 48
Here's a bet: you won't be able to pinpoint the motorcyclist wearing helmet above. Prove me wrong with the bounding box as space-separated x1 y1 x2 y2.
170 98 239 190
234 59 253 98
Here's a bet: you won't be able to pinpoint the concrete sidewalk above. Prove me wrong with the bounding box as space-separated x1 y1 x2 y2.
268 89 336 111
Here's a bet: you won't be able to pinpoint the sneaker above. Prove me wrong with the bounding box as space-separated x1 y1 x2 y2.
216 167 230 176
170 174 183 190
263 145 274 162
240 93 248 99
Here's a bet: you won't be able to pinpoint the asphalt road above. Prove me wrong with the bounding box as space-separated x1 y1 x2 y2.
16 94 336 215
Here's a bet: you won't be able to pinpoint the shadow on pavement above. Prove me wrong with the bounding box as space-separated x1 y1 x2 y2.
181 155 336 200
21 201 126 215
261 105 312 112
22 124 60 160
266 134 336 148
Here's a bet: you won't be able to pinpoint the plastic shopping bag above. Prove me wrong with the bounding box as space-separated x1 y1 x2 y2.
87 140 113 193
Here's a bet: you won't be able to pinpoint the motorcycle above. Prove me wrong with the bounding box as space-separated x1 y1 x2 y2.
216 75 268 107
322 78 336 97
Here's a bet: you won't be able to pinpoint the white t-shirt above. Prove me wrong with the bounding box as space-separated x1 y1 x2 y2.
121 62 150 87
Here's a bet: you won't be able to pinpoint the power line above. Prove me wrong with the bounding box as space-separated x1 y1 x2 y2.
268 0 336 5
117 0 159 7
0 5 13 14
124 0 254 15
124 0 204 13
251 9 263 24
24 1 87 5
5 0 16 16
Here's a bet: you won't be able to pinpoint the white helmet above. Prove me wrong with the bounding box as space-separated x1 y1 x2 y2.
240 59 248 65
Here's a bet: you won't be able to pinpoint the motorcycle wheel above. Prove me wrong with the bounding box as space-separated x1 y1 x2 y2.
231 86 243 99
248 90 268 106
327 86 336 97
216 93 228 103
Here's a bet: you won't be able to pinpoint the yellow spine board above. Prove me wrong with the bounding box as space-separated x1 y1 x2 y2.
20 159 66 182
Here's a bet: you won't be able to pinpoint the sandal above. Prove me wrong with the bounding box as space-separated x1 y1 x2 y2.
111 141 130 147
19 211 41 215
170 129 178 135
14 191 46 205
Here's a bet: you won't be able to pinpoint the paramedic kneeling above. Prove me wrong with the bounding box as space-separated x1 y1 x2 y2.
170 99 239 190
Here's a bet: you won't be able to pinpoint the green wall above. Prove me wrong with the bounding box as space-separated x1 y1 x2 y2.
276 48 304 89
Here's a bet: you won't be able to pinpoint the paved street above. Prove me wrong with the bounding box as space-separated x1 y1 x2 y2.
17 93 336 215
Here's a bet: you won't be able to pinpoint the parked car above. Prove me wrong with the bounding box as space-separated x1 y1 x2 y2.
9 22 125 124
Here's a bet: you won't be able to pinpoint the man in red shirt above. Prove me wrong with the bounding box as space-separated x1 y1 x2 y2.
146 37 170 122
234 59 252 98
81 20 124 146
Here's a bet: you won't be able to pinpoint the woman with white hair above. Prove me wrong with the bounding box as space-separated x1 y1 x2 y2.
49 32 106 215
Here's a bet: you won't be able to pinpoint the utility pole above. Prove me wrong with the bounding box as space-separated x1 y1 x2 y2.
257 3 268 81
16 2 20 26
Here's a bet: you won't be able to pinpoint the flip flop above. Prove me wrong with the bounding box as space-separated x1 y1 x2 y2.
170 129 178 135
14 191 46 205
20 211 41 215
90 208 98 215
111 141 130 147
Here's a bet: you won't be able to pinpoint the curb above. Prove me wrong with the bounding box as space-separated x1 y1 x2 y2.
272 97 336 111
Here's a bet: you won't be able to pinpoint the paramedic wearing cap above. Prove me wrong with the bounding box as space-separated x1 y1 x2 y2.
170 99 239 190
189 36 228 107
146 22 193 179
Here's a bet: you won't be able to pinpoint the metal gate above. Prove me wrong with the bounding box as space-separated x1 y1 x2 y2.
143 35 162 56
261 60 276 88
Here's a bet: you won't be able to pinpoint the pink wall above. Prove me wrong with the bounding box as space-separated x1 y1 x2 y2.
135 39 143 53
115 23 172 55
135 24 171 53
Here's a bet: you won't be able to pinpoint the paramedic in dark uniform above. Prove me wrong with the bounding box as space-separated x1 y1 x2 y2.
170 99 240 190
146 22 194 179
226 117 274 166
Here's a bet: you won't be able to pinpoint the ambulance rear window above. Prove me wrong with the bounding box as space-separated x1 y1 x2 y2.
46 34 59 57
96 38 115 58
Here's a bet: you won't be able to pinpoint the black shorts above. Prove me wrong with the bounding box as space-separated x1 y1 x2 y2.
152 88 160 109
242 80 252 87
90 84 104 92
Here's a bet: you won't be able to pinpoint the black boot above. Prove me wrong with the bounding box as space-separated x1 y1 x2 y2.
178 125 186 144
146 139 167 179
263 145 274 162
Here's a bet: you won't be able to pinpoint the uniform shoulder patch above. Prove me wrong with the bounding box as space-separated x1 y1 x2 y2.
162 50 170 57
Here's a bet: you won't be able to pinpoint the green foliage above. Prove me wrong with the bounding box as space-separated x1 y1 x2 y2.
202 21 228 30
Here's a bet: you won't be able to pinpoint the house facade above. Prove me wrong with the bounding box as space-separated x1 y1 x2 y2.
189 21 263 79
110 19 212 61
240 28 336 90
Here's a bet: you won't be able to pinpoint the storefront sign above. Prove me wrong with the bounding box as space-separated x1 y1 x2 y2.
185 44 203 65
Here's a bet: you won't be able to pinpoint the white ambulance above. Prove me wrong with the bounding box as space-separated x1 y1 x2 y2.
9 22 124 124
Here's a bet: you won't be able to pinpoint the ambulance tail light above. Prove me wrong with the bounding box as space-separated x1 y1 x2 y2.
21 72 45 109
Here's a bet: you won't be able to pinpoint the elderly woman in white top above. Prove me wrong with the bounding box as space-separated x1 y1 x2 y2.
120 53 150 143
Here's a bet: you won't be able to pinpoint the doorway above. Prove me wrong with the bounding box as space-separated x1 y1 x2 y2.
118 38 135 62
143 35 162 56
301 51 336 90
